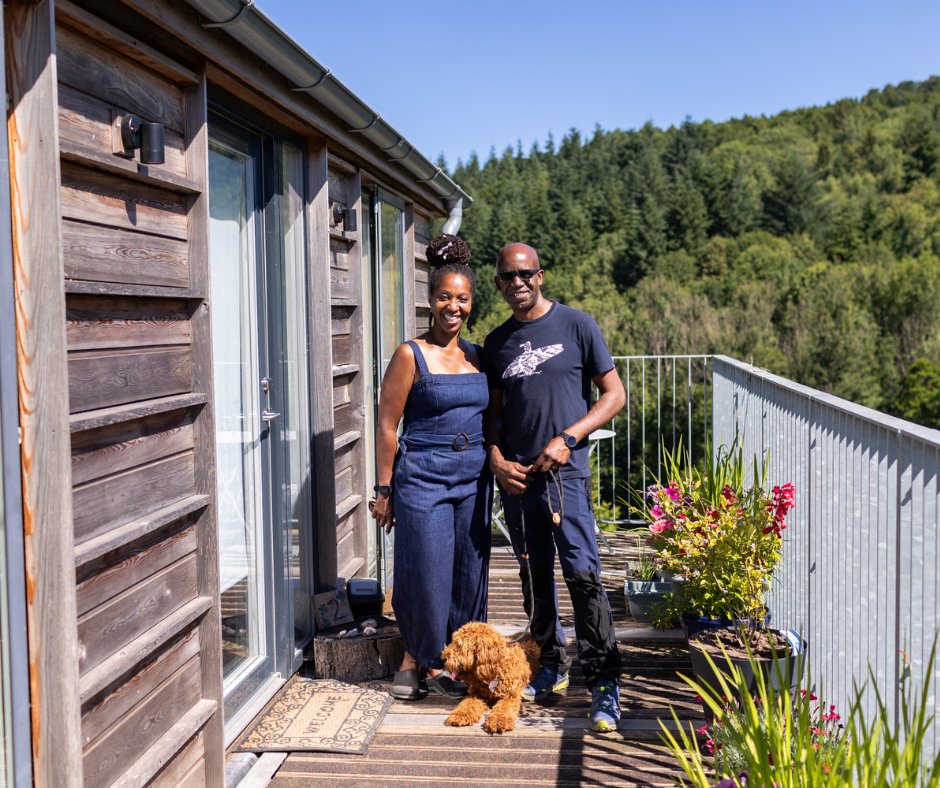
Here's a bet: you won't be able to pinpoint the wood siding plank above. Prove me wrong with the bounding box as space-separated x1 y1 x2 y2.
71 409 193 485
54 1 197 86
414 212 430 243
76 524 197 617
7 1 84 784
334 466 352 504
327 169 348 203
68 345 192 413
79 597 210 705
82 657 202 788
330 306 352 335
108 700 215 788
74 495 207 570
70 393 206 433
309 143 338 593
333 403 352 436
331 334 351 367
72 450 195 545
63 219 189 288
66 295 190 351
81 629 200 745
77 554 198 677
329 267 349 300
334 442 354 476
60 163 189 241
146 730 204 788
55 22 185 132
183 66 225 786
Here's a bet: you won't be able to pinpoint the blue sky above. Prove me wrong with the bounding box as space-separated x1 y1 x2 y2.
258 0 940 169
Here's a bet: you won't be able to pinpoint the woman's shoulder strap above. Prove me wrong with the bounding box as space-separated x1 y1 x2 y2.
405 339 430 375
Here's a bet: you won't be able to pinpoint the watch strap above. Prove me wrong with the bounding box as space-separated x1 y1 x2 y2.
559 431 577 449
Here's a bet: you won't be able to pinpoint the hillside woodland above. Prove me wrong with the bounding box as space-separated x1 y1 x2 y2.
448 77 940 430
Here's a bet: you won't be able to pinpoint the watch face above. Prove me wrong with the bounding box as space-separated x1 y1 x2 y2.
563 433 577 449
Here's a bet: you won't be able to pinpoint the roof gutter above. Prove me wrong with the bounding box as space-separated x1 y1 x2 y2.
185 0 472 221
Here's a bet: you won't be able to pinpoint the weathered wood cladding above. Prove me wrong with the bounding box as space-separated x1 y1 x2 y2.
49 6 220 786
414 210 432 332
332 165 369 580
6 1 84 785
8 0 452 780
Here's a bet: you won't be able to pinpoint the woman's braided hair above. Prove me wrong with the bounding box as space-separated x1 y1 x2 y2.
426 234 476 332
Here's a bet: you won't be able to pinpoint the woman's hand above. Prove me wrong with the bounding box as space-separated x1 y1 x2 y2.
371 493 395 534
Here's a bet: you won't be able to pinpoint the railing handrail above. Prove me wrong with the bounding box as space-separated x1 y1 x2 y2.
713 354 940 449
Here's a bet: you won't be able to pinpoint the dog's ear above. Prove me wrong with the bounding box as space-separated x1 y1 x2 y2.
473 634 503 685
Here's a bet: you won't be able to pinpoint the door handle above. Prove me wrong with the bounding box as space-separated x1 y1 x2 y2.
261 409 281 422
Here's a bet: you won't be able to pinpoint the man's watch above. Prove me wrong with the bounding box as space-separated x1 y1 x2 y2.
559 432 577 450
373 484 392 496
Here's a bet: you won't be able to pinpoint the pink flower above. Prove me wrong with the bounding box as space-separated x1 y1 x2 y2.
695 724 708 735
664 487 680 501
650 505 665 519
649 521 668 535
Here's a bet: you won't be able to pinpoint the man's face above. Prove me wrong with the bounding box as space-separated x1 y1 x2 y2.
495 247 543 314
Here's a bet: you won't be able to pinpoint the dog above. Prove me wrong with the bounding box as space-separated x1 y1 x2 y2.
440 621 541 734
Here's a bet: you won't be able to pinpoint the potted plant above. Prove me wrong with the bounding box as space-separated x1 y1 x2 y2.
623 537 671 622
637 442 802 692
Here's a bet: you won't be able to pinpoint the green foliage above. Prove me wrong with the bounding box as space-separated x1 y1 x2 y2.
450 78 940 429
636 443 793 628
891 358 940 428
659 639 940 787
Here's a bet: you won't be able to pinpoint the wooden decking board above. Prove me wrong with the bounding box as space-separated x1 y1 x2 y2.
267 530 698 787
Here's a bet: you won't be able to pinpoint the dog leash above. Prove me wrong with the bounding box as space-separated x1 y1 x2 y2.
509 467 564 644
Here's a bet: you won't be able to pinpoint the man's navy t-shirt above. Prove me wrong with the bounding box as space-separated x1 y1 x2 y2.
483 302 614 479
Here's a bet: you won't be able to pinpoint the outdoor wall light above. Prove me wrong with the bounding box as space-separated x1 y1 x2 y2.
120 115 165 164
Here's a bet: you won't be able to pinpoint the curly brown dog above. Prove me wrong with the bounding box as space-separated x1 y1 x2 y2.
441 621 541 734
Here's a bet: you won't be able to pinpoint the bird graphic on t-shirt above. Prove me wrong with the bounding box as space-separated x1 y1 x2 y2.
502 341 564 378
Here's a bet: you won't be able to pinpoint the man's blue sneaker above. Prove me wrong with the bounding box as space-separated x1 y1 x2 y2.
589 682 621 731
521 666 569 701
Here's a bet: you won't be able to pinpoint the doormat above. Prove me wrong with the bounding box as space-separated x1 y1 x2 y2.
237 678 391 755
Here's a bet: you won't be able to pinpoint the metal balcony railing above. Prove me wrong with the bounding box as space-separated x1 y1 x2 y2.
598 354 940 747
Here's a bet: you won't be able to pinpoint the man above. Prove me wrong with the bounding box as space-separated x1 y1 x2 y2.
483 242 626 732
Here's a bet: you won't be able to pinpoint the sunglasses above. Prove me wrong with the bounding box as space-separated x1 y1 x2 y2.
497 268 542 283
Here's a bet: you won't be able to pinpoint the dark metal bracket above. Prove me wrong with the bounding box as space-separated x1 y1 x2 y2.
202 0 254 28
348 114 380 133
417 167 443 184
291 67 332 91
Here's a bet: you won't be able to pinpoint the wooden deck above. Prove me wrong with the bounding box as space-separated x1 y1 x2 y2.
269 531 700 787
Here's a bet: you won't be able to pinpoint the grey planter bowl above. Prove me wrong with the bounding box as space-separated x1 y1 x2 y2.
624 580 672 622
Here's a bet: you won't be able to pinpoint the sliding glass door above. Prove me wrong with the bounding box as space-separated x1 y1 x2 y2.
208 106 314 739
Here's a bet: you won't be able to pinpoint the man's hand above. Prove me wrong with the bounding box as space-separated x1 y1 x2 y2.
491 455 533 495
533 436 571 474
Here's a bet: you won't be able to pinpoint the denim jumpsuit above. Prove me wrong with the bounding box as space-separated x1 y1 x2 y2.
391 341 491 670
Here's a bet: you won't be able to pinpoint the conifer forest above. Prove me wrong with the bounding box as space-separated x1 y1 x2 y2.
449 77 940 430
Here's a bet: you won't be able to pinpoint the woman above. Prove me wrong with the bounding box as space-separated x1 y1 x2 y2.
370 234 490 700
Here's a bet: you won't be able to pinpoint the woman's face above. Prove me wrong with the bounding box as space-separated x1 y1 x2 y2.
430 272 472 334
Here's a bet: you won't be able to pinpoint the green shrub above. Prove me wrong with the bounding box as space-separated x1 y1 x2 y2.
659 641 940 787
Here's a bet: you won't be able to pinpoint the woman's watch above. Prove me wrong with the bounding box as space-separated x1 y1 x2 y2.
559 431 577 449
373 484 392 496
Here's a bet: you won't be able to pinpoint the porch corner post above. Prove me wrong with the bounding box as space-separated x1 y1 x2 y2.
5 0 84 785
